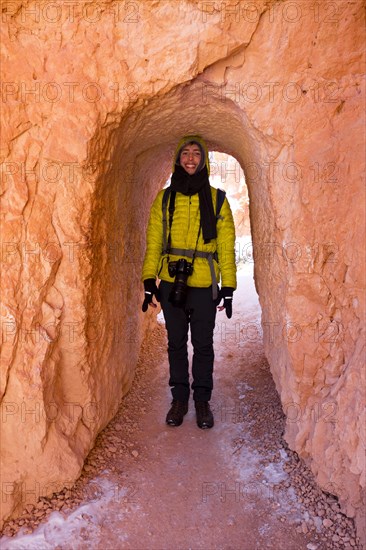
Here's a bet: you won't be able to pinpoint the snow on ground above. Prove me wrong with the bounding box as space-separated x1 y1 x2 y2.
0 478 123 550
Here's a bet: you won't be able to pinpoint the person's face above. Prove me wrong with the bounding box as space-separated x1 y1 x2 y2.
179 143 202 175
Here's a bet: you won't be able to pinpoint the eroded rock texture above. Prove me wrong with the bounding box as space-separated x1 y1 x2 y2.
1 0 365 541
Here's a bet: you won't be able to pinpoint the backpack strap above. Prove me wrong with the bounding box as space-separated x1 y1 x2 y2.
216 188 226 221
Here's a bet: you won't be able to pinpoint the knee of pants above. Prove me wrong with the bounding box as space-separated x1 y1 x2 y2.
191 332 214 351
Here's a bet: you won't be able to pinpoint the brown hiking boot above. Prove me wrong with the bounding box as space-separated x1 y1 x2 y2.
166 399 189 426
195 401 214 429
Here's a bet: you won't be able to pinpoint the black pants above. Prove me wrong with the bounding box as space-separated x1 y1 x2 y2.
159 281 217 402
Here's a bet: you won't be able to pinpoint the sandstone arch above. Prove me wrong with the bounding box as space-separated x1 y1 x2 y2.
1 0 365 542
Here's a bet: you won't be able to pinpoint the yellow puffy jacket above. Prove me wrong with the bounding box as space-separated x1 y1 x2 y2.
142 186 237 289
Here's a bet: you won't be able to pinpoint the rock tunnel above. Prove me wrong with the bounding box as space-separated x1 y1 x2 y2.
1 0 365 543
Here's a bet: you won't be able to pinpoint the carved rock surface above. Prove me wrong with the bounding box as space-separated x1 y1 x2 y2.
1 0 365 543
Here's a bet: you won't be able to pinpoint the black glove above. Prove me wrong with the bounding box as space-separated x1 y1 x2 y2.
142 279 161 312
218 287 234 319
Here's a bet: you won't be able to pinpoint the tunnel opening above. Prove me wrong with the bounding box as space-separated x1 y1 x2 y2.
83 79 316 448
85 84 271 431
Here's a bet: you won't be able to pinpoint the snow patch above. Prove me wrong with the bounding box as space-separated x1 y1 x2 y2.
263 462 288 484
0 478 129 550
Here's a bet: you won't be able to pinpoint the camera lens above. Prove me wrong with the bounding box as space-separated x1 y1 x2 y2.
168 259 193 307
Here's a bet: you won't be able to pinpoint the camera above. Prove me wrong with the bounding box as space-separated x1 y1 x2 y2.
168 258 193 307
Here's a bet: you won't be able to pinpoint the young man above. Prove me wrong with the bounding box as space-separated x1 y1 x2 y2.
141 135 237 429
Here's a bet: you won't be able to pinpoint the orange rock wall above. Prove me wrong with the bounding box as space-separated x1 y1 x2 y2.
1 0 365 541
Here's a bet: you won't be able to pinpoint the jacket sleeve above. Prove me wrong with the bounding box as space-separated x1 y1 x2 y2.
141 191 164 281
216 196 237 289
